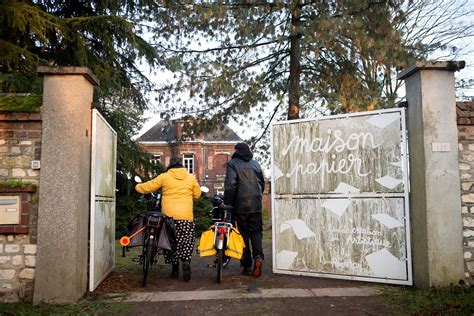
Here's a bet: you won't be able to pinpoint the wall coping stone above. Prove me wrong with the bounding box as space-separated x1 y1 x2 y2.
0 113 41 121
37 66 99 86
397 61 465 80
0 185 37 193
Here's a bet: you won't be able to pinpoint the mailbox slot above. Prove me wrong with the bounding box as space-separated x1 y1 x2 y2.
0 196 21 224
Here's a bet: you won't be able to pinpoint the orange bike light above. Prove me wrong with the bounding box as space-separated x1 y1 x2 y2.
120 226 145 247
120 236 130 247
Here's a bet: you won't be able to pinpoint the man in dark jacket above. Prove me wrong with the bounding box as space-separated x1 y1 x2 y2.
224 143 265 278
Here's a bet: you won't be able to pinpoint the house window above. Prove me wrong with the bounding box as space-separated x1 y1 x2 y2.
216 187 224 195
151 155 161 165
183 154 194 174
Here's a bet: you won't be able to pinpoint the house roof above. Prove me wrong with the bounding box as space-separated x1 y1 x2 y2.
138 120 242 142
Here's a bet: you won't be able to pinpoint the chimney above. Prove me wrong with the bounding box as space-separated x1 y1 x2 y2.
174 120 183 139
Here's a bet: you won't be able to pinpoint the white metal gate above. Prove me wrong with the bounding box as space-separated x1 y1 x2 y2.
271 108 412 285
89 109 117 291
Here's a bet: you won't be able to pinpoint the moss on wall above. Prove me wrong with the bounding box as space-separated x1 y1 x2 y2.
0 94 42 112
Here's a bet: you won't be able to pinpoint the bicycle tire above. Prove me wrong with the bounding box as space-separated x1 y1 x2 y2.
216 247 224 283
141 243 148 286
142 237 154 287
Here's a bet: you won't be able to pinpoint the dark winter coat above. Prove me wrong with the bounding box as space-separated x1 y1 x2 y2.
224 145 265 213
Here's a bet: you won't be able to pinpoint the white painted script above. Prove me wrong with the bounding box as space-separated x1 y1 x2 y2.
328 226 384 237
286 154 370 184
327 225 391 248
348 236 390 247
329 259 363 272
282 129 380 156
281 129 379 186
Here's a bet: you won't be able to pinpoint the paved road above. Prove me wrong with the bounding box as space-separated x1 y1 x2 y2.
109 286 378 302
109 287 390 315
96 229 396 315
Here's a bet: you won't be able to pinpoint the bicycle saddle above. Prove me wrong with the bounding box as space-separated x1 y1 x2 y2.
147 211 163 218
219 205 233 210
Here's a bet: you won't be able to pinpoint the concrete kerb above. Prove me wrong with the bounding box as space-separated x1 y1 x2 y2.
107 286 380 302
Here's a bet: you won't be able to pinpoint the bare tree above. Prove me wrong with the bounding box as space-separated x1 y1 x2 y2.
148 0 472 165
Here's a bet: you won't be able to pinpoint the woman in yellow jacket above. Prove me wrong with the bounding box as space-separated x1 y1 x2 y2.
135 156 201 282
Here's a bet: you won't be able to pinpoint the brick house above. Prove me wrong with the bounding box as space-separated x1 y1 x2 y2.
137 119 242 196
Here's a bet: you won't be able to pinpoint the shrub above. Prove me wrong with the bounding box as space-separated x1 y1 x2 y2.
193 196 213 236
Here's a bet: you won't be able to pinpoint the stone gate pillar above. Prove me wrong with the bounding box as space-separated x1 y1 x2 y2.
398 61 465 288
34 67 99 303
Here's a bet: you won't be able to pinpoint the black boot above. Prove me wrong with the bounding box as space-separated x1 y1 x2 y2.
171 263 179 278
242 267 252 276
182 261 191 282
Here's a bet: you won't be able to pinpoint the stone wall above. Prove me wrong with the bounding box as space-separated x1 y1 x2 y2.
0 112 41 302
457 101 474 282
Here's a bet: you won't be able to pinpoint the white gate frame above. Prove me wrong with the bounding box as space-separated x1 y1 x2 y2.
271 108 412 285
89 109 117 291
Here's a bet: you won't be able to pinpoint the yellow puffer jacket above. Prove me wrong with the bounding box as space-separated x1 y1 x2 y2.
135 168 201 220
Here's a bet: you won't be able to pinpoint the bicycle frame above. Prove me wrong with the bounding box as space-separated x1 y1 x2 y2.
210 202 233 283
212 205 233 247
142 212 163 257
140 211 164 287
213 221 232 250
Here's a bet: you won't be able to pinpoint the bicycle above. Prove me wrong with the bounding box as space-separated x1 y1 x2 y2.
210 194 234 283
120 177 176 287
140 208 165 287
198 194 245 283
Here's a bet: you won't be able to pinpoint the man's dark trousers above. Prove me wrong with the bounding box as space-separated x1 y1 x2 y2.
233 212 264 268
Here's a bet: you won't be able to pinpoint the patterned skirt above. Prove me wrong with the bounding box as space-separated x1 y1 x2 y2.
165 220 195 264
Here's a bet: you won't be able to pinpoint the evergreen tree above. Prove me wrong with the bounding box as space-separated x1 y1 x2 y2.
0 0 163 177
1 0 168 230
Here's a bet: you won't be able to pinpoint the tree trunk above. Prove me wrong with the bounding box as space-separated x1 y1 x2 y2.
288 1 301 120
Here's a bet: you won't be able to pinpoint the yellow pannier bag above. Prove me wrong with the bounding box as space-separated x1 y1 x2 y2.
198 227 216 257
225 227 245 260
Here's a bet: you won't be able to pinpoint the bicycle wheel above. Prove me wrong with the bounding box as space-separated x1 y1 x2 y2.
223 255 231 268
216 247 224 283
142 239 154 287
